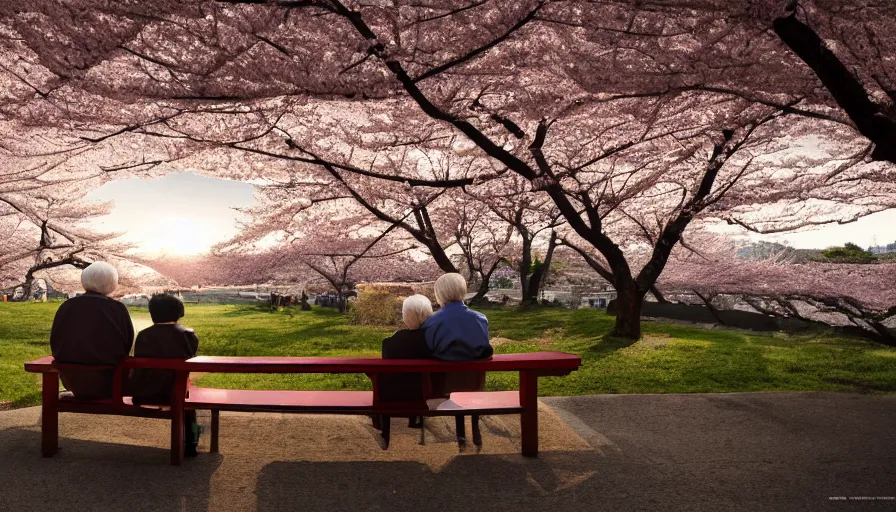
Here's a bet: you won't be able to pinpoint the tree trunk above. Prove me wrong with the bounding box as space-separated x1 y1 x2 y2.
468 277 491 305
693 290 726 326
773 12 896 164
650 285 669 304
429 244 458 273
528 231 557 303
518 237 532 303
612 281 644 339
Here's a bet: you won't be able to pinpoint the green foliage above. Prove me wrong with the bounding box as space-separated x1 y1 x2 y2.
821 242 878 263
2 302 895 408
348 288 403 326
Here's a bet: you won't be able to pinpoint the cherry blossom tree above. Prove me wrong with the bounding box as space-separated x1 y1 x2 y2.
435 193 514 304
658 238 896 345
2 0 895 338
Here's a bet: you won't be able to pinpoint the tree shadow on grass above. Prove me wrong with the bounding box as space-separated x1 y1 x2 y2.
582 333 639 359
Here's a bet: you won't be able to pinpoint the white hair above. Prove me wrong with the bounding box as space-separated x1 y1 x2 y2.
402 294 433 329
433 273 467 306
80 261 119 296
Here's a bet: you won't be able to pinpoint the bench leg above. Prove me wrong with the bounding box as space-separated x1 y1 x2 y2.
170 373 187 466
455 415 466 443
381 416 391 450
520 371 538 458
471 414 482 447
41 373 58 458
210 409 220 454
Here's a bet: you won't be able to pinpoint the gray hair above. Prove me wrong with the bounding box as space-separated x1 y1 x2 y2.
433 273 467 306
80 261 119 296
402 294 433 329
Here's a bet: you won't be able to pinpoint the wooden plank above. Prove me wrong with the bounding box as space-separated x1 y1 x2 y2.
444 391 520 410
184 352 581 374
187 388 374 409
25 352 582 375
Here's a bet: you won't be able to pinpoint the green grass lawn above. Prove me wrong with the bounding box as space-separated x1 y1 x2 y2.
2 301 895 408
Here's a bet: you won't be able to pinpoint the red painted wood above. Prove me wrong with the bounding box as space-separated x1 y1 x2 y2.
519 371 539 457
210 410 220 453
41 372 58 457
441 391 520 410
25 352 581 375
170 372 187 466
187 388 374 409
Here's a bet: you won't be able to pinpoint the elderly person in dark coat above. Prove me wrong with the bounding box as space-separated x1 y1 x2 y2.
49 262 134 399
379 294 433 402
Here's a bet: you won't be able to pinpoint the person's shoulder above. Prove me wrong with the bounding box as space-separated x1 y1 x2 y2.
421 310 443 327
174 324 195 335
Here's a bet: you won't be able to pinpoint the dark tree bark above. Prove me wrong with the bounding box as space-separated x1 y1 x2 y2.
526 230 557 303
692 290 726 325
773 9 896 164
650 285 669 304
612 282 645 339
518 234 533 303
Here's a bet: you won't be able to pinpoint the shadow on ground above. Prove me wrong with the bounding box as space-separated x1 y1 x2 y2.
2 393 895 512
0 429 222 512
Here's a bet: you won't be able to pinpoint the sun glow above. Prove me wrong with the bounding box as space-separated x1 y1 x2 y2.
138 216 215 256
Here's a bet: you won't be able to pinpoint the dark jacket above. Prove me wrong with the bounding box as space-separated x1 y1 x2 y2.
379 328 431 402
50 292 135 399
129 324 199 405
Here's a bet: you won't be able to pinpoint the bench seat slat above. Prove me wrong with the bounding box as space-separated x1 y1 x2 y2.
186 388 374 410
184 388 523 415
438 391 520 411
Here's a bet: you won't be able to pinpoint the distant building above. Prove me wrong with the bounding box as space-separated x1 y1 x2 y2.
869 242 896 254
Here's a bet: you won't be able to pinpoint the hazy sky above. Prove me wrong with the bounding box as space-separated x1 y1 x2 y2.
86 172 896 254
86 172 256 255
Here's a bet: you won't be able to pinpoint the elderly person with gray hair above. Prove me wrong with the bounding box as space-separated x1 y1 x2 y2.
422 273 493 361
50 261 134 399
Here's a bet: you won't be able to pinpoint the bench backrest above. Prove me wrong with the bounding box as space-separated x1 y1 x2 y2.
26 352 581 374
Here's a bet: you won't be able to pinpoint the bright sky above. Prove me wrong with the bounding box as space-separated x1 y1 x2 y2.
86 172 896 255
86 172 256 256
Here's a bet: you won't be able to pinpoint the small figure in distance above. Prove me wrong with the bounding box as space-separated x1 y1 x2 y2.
128 293 201 456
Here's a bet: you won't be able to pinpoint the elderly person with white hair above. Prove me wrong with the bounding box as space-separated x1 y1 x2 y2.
421 273 493 361
49 262 134 399
379 295 434 398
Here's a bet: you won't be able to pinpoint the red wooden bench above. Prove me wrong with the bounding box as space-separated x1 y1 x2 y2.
24 352 581 465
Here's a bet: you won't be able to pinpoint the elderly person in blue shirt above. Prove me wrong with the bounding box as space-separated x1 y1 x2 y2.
422 273 493 361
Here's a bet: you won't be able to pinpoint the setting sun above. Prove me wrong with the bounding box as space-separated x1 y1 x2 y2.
139 216 215 255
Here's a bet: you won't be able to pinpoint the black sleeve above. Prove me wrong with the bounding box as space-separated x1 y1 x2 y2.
120 303 135 356
185 331 199 357
381 334 397 358
133 330 148 357
48 302 68 357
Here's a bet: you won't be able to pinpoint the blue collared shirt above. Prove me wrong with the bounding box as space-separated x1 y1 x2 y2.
421 301 492 361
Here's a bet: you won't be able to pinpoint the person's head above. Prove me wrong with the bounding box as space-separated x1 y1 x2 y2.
402 294 433 329
149 294 185 324
80 261 119 296
433 273 467 306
